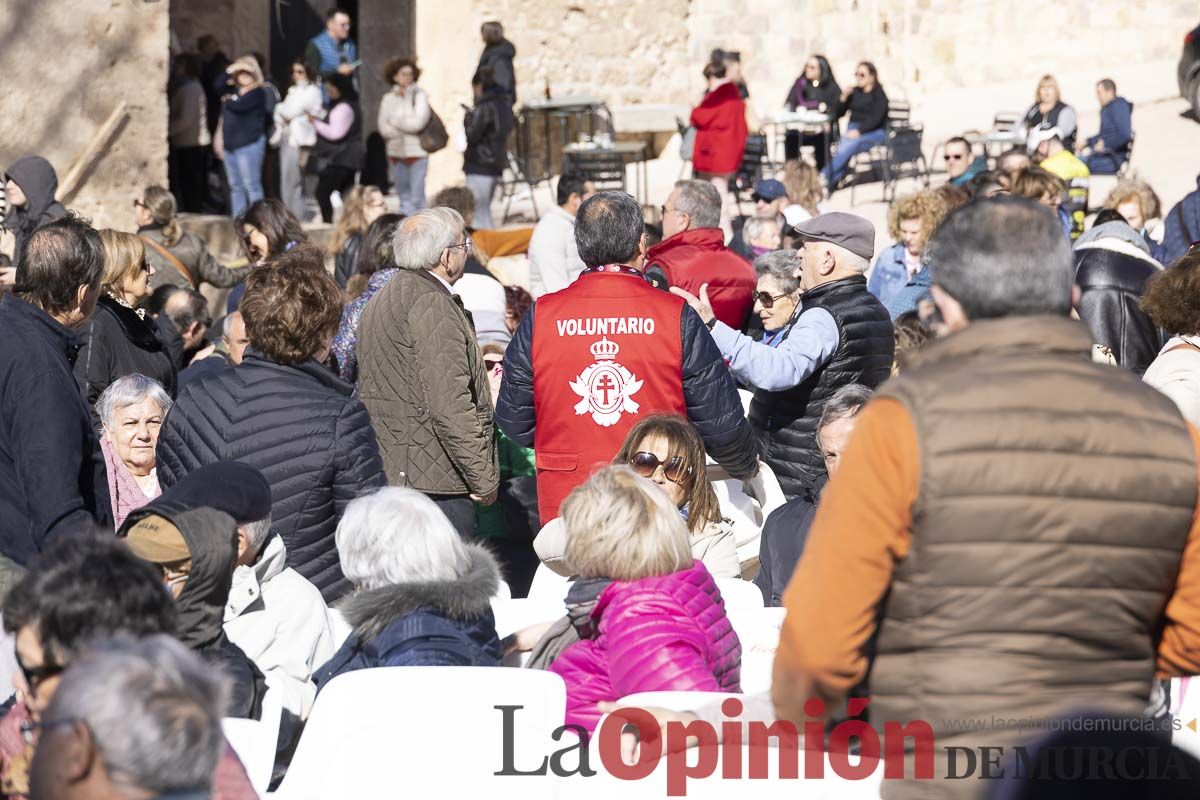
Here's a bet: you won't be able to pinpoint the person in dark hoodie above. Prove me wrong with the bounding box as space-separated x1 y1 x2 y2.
476 21 516 104
121 500 266 721
1073 208 1163 373
314 487 502 691
4 156 68 261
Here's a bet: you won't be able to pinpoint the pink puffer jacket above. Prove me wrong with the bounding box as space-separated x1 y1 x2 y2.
550 561 742 732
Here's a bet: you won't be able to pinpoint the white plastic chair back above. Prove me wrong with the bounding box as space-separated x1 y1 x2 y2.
716 578 765 614
1172 677 1200 759
326 607 352 651
222 683 283 797
490 597 567 640
527 562 572 604
738 650 775 695
614 690 741 713
275 667 567 799
726 606 785 655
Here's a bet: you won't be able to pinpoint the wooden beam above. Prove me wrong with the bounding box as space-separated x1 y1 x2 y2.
56 101 129 205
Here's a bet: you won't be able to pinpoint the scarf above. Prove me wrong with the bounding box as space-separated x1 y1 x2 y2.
525 577 613 671
100 436 153 529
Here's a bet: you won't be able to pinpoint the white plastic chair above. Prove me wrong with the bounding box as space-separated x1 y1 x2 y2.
274 667 567 799
490 596 566 640
727 606 786 655
738 650 776 695
223 683 283 797
716 578 765 614
707 461 787 569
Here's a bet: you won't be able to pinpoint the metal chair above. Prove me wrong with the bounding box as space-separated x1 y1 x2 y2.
498 150 544 225
730 133 770 214
848 122 930 205
562 148 627 192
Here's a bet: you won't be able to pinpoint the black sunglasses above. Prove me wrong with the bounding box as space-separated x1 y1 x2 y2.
629 451 691 484
755 291 791 309
16 650 62 694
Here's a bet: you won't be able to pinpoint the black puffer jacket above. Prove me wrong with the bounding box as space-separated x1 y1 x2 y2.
155 351 387 601
75 295 178 413
464 90 514 177
748 275 893 498
1073 228 1163 374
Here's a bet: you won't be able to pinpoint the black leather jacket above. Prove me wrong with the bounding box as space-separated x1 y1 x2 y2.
1074 241 1162 373
464 91 514 177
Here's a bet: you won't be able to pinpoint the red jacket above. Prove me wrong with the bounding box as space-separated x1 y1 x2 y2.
646 228 756 329
690 81 747 175
527 270 688 521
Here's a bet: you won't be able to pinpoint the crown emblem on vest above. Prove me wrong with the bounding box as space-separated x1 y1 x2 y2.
569 337 643 427
590 337 620 361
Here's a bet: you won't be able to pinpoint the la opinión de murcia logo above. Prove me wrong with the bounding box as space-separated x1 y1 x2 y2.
494 698 1200 796
569 337 643 427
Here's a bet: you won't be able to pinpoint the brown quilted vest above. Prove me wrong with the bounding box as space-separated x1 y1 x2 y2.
871 316 1196 800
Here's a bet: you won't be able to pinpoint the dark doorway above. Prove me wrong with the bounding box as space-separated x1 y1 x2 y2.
268 0 359 86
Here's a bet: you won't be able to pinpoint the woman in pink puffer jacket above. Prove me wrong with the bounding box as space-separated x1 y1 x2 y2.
548 466 742 732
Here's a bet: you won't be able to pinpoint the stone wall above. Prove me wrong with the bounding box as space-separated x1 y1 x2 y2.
170 0 269 66
0 0 168 232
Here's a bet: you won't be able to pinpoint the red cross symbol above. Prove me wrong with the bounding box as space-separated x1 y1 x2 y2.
595 373 617 406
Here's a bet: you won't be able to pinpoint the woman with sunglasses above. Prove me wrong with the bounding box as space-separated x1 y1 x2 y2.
824 61 889 190
74 231 177 417
532 414 741 580
273 59 324 222
783 54 841 171
750 249 803 348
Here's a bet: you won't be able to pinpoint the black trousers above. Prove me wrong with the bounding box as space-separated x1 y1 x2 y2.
170 146 208 213
316 165 357 223
426 494 477 540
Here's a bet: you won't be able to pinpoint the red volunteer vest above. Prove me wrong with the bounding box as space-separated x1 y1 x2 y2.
531 268 687 522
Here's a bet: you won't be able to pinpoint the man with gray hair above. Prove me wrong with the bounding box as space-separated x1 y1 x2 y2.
773 196 1200 798
179 310 249 387
357 207 499 537
674 212 894 498
646 179 756 329
28 634 227 800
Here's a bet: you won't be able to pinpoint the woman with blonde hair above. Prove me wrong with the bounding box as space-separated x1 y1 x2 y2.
779 158 825 225
1010 166 1072 238
328 184 387 287
218 55 270 217
1020 74 1077 152
546 466 741 732
134 185 251 290
869 189 951 308
75 231 176 412
1105 178 1163 246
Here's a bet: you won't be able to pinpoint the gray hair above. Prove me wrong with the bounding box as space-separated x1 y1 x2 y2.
753 249 801 295
673 179 722 229
39 634 227 795
241 516 272 556
834 243 870 273
743 217 781 247
926 195 1072 320
335 487 472 590
818 384 874 431
96 373 173 432
391 207 464 271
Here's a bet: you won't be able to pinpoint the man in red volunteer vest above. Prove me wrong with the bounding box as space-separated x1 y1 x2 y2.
496 191 759 523
644 179 756 329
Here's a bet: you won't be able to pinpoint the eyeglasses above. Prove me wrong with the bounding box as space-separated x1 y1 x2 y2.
16 651 62 695
445 239 472 253
484 357 503 371
754 291 792 309
629 451 691 484
132 199 146 209
856 72 869 78
160 562 190 592
945 152 968 161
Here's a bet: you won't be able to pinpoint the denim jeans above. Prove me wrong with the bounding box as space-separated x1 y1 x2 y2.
279 140 309 221
465 173 498 229
1084 151 1124 175
824 125 887 187
224 135 266 218
390 157 429 215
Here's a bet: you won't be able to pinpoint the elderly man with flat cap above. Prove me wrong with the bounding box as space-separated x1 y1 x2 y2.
674 212 894 498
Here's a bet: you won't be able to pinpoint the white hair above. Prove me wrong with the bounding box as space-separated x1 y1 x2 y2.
42 634 227 795
392 207 464 271
335 487 472 590
834 244 870 273
96 373 173 432
241 516 272 556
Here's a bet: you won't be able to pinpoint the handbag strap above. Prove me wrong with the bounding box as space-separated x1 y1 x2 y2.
1165 339 1200 356
140 235 196 289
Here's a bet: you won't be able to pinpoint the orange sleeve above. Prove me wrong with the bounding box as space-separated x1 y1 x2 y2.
771 397 918 723
471 228 534 258
1156 423 1200 677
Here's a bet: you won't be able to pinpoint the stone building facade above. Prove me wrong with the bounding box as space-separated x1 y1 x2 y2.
2 0 1194 230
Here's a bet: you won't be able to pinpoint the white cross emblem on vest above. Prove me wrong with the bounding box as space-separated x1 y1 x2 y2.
568 337 644 427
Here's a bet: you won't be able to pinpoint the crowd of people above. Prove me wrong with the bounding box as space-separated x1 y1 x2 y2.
5 16 1200 799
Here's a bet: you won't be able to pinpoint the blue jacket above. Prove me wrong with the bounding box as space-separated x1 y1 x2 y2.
950 156 988 187
221 87 268 151
314 545 502 691
0 295 110 564
885 264 932 320
868 243 912 309
1160 175 1200 265
1088 97 1133 156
